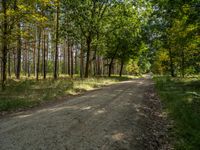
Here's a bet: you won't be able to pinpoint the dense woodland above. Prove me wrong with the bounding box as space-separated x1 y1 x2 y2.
0 0 199 89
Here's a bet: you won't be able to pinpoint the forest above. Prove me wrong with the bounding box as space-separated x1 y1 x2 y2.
0 0 199 89
0 0 200 149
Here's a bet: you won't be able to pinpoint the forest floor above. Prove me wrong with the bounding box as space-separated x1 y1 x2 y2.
0 76 134 115
0 77 170 150
155 76 200 149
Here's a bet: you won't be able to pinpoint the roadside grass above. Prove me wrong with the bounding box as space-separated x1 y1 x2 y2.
0 75 133 112
154 76 200 149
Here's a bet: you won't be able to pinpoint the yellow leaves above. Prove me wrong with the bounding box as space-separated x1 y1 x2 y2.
182 4 190 13
31 13 48 25
18 4 28 11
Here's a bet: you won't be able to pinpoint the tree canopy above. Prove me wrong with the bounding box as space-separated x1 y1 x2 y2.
0 0 199 89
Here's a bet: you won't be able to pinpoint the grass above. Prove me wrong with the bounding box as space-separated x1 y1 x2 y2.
0 75 134 112
154 76 200 150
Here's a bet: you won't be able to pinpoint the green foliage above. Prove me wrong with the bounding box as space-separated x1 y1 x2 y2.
144 0 200 76
155 76 200 149
126 59 140 75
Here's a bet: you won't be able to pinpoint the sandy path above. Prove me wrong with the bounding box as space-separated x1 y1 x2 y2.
0 78 155 150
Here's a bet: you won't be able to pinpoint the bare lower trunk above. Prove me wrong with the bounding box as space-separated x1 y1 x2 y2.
43 32 46 79
33 41 36 76
181 49 185 78
168 48 175 77
108 58 114 77
85 36 91 78
36 28 41 80
16 23 22 79
71 44 73 78
68 40 71 76
80 41 84 78
108 46 118 77
119 60 124 77
75 49 78 74
8 51 11 77
1 0 8 90
27 42 30 77
54 1 59 79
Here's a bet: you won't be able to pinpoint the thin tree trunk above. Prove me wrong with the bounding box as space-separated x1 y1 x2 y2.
27 42 30 77
33 40 36 76
36 28 41 80
68 39 71 76
71 43 73 78
181 48 185 78
85 35 91 78
75 49 78 74
63 40 66 74
168 48 175 77
80 41 84 78
43 31 46 79
54 1 59 79
24 41 27 76
108 47 118 77
46 33 49 75
13 51 16 76
108 58 114 77
119 59 124 77
1 0 8 90
16 22 22 79
8 51 11 77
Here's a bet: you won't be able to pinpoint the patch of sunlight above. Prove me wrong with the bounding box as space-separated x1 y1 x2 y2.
37 105 79 113
81 106 92 110
16 114 33 119
187 97 193 103
65 89 76 95
74 84 93 91
138 81 144 84
112 132 125 141
187 91 200 97
94 108 106 115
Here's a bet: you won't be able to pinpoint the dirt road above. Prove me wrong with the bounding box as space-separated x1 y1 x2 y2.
0 78 166 150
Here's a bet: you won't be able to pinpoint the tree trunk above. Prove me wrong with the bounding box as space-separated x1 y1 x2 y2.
71 43 73 78
108 47 118 77
181 48 185 78
46 32 49 75
75 49 78 74
85 35 91 78
1 0 8 90
24 41 27 76
80 41 84 78
168 48 175 77
43 31 46 79
119 59 124 77
108 58 114 77
67 39 71 76
13 51 16 76
33 40 36 76
54 1 59 79
63 40 67 74
16 22 22 79
8 51 11 77
97 55 101 76
27 42 30 77
36 28 41 80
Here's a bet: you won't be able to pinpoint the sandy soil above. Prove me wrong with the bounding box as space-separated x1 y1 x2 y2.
0 78 168 150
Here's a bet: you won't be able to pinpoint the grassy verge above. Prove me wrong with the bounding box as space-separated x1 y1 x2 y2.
0 76 133 112
154 76 200 149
